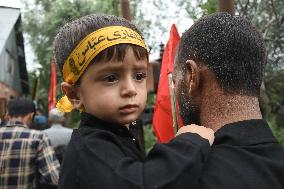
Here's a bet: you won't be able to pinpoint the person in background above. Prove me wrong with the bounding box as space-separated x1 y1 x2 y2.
30 108 49 130
0 98 60 189
43 108 73 163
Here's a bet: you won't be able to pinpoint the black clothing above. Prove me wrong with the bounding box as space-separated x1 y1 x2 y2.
197 119 284 189
58 112 210 189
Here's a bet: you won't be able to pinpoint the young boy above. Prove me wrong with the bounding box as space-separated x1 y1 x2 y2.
54 14 214 189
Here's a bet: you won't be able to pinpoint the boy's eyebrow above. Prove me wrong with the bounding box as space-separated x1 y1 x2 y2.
132 63 148 70
92 63 124 73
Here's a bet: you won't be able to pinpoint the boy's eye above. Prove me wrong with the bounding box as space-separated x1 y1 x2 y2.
103 74 118 83
134 72 147 81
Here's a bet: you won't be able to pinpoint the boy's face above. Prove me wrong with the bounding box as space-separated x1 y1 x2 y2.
76 47 148 125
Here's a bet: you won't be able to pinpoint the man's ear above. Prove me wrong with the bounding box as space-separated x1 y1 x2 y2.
185 60 200 95
29 112 35 122
4 112 9 121
24 112 35 126
61 82 83 109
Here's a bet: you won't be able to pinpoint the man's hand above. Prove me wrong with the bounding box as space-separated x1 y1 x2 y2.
176 125 215 146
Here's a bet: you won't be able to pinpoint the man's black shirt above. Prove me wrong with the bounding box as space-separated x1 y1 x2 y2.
197 119 284 189
58 112 210 189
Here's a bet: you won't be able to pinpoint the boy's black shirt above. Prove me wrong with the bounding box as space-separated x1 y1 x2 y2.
58 112 211 189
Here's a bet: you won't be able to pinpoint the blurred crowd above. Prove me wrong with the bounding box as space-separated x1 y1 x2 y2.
0 97 73 189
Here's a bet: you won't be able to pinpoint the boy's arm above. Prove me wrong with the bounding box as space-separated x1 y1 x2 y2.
143 131 211 188
76 126 213 189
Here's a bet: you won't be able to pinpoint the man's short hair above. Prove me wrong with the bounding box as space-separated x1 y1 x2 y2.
48 108 65 124
7 98 35 117
176 12 266 96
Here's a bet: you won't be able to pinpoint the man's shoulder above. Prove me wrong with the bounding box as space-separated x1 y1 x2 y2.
0 125 45 139
197 142 284 188
49 124 73 131
60 126 73 133
45 126 73 136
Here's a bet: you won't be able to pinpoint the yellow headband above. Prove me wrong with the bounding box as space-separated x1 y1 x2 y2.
62 26 147 84
57 26 148 112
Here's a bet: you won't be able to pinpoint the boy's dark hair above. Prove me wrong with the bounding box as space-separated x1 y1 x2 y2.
54 14 148 77
176 12 266 96
7 98 35 117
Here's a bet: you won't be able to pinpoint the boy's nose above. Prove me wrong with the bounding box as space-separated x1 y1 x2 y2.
121 78 137 98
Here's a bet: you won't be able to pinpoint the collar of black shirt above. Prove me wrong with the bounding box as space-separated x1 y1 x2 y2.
79 112 138 137
214 119 277 146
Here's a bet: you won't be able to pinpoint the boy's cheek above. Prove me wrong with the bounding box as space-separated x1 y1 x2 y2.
142 92 148 107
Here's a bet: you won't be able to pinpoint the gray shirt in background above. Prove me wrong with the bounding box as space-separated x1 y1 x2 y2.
43 124 73 148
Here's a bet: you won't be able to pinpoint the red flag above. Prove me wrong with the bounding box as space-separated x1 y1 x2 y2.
48 58 57 111
152 24 183 143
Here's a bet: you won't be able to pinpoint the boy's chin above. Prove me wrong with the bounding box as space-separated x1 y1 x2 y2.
119 117 138 127
121 119 136 126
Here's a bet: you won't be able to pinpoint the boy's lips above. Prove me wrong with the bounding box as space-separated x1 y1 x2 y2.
119 104 139 114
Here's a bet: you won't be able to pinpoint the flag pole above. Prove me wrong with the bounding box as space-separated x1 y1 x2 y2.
167 73 179 134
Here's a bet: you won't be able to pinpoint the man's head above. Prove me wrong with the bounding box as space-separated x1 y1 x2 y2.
48 108 65 125
7 98 35 126
174 12 266 125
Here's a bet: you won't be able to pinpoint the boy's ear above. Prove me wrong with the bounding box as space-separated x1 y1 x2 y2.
185 60 200 95
61 82 83 109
